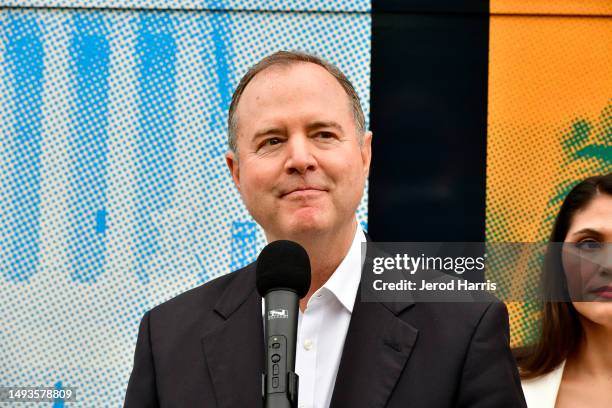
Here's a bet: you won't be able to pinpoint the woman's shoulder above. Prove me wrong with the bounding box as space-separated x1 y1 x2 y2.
521 361 566 408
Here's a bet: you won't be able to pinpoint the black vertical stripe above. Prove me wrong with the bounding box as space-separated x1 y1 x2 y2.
369 1 490 241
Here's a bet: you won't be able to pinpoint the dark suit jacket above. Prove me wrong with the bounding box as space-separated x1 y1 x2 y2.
125 261 526 408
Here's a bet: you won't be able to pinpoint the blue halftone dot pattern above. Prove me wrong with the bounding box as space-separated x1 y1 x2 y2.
360 220 368 232
0 5 370 406
95 209 108 233
195 253 210 284
67 14 111 283
133 13 178 284
6 1 370 12
231 221 258 270
3 15 45 282
53 381 65 407
209 10 232 155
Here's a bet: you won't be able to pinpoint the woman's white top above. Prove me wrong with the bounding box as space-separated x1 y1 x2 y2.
521 361 566 408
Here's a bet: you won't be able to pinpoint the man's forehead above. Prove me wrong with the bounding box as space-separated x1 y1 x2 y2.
235 62 353 123
240 62 348 104
249 61 337 85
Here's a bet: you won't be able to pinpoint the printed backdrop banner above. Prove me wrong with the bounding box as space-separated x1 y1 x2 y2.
0 3 370 405
486 1 612 346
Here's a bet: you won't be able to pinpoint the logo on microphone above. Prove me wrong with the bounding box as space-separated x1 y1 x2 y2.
268 309 289 320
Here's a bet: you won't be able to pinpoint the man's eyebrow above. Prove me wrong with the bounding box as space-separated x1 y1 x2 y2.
252 126 285 140
306 121 343 132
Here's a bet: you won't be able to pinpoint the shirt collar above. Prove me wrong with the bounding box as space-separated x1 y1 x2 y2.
318 226 366 314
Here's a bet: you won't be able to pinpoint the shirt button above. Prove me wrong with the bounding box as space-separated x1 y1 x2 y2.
303 339 313 350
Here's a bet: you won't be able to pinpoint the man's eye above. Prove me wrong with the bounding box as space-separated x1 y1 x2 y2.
575 240 602 251
316 132 334 139
263 137 282 146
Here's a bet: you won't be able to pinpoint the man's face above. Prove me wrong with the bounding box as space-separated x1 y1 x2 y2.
226 62 372 241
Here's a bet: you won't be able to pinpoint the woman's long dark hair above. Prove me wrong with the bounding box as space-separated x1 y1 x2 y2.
514 173 612 379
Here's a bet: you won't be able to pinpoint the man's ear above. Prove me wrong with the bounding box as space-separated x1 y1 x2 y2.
361 131 373 178
225 150 240 192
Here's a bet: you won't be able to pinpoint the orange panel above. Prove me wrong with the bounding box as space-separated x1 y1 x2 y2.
486 13 612 345
491 0 612 16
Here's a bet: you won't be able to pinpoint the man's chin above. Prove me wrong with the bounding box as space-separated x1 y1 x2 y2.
279 214 330 238
289 219 327 234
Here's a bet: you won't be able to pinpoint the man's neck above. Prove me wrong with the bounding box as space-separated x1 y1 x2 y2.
268 219 359 312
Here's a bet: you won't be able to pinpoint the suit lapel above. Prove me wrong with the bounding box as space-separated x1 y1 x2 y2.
199 239 418 408
330 243 419 408
330 296 418 408
201 264 264 408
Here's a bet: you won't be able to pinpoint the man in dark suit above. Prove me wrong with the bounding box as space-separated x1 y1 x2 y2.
125 51 526 407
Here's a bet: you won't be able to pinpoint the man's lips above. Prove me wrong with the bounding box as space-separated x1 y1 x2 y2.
280 187 327 198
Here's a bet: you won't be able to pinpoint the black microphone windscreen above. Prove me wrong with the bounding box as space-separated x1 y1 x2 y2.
256 240 311 299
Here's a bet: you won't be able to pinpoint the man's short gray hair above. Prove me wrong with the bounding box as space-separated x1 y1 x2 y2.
227 50 366 152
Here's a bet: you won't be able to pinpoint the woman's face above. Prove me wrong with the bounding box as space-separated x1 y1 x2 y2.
562 193 612 328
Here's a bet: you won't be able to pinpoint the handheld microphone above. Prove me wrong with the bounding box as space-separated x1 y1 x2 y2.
256 240 311 408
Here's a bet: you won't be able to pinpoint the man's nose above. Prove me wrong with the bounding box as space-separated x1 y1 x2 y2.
284 135 317 175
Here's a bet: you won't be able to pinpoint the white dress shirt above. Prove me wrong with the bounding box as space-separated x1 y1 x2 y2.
295 227 366 408
260 227 366 408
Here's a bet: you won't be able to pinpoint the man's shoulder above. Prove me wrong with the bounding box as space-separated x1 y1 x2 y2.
148 263 256 324
407 297 508 336
429 296 507 319
414 271 507 326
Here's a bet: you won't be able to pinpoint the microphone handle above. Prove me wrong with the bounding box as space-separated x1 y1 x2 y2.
263 290 300 408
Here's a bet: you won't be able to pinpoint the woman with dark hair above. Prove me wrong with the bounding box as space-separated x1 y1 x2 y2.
516 173 612 407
